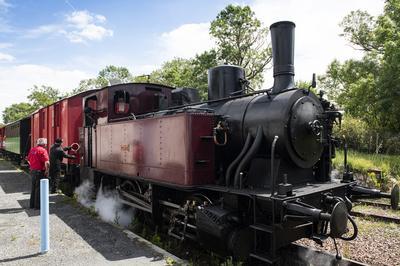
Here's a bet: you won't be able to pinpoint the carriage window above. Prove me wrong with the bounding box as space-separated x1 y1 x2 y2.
113 90 130 114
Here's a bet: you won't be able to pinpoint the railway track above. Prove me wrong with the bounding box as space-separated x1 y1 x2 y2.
350 210 400 224
283 244 367 266
354 199 392 209
351 200 400 224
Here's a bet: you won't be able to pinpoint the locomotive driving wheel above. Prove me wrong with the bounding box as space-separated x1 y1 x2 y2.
164 193 212 242
117 179 153 223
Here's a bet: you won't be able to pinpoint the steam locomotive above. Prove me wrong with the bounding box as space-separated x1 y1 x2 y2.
80 21 356 264
2 20 398 265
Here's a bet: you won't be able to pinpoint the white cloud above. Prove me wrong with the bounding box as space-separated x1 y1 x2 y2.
0 52 14 62
251 0 384 85
64 10 113 43
0 0 11 12
158 22 214 61
0 64 91 122
26 10 113 43
66 10 93 26
0 42 11 49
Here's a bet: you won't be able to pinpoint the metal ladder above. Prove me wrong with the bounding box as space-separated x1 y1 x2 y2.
249 195 279 265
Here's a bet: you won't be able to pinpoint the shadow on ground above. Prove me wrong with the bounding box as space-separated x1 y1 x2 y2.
0 160 164 263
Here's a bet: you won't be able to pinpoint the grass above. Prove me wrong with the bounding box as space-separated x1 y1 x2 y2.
353 204 400 219
355 217 400 237
333 149 400 188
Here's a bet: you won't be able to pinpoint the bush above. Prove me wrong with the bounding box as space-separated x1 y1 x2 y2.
335 116 400 154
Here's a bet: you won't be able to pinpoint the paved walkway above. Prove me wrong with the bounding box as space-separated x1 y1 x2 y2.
0 159 181 266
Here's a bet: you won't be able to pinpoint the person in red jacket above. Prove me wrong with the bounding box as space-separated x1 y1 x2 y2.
27 138 50 209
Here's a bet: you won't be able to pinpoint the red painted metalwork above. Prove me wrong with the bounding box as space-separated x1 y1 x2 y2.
31 91 96 165
94 112 215 186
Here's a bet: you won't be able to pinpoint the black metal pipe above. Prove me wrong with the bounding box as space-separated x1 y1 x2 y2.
270 21 296 93
225 133 252 186
270 136 279 196
283 201 322 221
233 126 263 188
350 185 388 197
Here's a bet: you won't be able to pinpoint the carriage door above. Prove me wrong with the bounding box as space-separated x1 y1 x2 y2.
83 96 98 167
53 103 61 141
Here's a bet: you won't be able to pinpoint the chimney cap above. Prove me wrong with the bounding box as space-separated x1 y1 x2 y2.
270 21 296 30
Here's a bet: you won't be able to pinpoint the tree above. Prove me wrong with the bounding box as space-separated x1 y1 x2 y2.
210 5 271 88
97 65 134 87
2 102 35 124
27 85 62 109
134 52 218 100
319 1 400 134
70 78 100 95
73 65 134 94
192 50 219 98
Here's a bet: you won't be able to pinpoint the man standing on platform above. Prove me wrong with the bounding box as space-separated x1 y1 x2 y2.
27 138 50 209
49 138 76 193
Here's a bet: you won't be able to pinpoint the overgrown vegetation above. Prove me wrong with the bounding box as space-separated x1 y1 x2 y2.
320 0 400 151
333 149 400 189
335 116 400 154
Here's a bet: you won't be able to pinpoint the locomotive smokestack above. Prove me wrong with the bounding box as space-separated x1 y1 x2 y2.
270 21 295 93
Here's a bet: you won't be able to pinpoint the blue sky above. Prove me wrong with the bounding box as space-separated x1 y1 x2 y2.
0 0 384 122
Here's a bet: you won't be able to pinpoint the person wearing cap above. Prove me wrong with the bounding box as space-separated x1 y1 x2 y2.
49 138 76 193
27 138 50 209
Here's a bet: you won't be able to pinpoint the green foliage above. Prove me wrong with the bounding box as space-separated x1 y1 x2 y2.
150 233 162 246
2 102 35 124
28 85 61 109
134 51 217 100
333 150 400 184
71 65 134 95
71 78 100 95
97 65 134 87
133 5 271 98
335 116 400 154
210 5 271 88
320 2 400 135
148 58 196 87
2 85 62 123
295 79 317 94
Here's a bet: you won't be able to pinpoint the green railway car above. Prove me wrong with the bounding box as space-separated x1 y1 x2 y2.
3 117 31 162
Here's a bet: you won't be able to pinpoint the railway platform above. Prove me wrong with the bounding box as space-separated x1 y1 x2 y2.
0 159 182 266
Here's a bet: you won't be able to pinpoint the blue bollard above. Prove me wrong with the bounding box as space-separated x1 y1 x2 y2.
40 179 50 254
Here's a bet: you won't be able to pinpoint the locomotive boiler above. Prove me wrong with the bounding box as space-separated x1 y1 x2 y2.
81 21 358 264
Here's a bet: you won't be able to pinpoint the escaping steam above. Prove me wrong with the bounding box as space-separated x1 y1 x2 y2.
74 180 135 227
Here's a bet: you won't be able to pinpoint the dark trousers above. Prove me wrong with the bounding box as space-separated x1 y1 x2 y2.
29 170 47 209
50 171 61 193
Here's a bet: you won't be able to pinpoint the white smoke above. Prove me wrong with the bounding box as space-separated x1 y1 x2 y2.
74 180 135 227
74 180 95 208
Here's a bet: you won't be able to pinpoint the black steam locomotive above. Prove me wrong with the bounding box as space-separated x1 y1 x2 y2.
80 21 358 265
